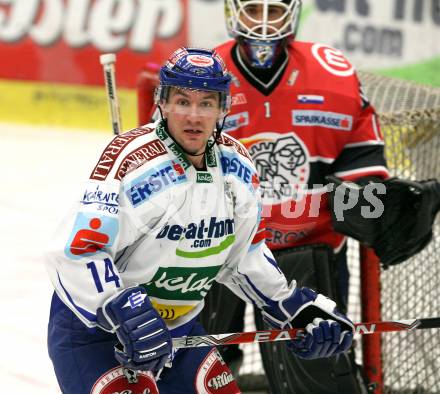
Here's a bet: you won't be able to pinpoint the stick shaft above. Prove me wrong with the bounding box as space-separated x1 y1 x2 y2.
100 53 122 135
172 318 440 349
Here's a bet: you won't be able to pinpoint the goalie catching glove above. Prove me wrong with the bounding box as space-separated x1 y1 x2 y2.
261 285 354 359
97 286 172 372
327 176 440 267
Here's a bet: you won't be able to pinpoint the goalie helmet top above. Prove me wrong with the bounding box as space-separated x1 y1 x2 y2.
225 0 302 42
156 47 232 114
225 0 302 68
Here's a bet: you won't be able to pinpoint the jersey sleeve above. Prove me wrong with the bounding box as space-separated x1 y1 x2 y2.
216 150 294 307
331 77 390 181
219 218 295 308
45 134 144 328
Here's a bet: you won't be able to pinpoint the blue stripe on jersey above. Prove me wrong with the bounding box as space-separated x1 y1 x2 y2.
263 251 282 275
57 271 97 322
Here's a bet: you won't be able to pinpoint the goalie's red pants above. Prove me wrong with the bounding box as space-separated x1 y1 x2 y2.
48 292 240 394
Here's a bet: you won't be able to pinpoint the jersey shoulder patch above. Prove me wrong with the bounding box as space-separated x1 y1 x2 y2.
218 133 253 162
290 41 360 101
307 41 355 77
89 125 165 182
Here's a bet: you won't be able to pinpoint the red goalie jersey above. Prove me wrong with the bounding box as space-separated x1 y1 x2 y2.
215 40 389 252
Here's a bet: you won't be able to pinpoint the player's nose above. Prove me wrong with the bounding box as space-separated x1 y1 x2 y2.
185 105 203 121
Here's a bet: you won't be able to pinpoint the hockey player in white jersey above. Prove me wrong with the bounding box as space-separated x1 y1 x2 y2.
46 47 354 394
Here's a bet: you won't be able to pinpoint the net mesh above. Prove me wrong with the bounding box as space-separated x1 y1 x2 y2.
237 73 440 392
359 72 440 393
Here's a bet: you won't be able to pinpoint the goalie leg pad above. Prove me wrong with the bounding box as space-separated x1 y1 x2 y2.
255 244 367 393
270 244 342 307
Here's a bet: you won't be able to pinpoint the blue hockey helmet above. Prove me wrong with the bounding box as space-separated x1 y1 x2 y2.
155 47 232 115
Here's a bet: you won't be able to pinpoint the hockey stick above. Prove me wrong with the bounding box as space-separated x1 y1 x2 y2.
172 318 440 349
100 53 122 135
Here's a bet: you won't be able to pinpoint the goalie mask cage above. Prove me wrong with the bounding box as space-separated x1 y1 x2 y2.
236 73 440 394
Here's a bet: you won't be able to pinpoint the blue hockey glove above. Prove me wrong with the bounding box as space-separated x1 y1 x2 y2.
262 286 354 360
97 286 172 372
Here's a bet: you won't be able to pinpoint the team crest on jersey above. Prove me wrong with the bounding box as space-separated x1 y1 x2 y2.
244 132 310 204
90 366 158 394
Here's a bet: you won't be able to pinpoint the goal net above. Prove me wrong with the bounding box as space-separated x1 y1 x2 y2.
358 72 440 393
237 73 440 393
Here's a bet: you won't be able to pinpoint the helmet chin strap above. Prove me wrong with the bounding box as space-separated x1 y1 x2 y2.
241 38 284 68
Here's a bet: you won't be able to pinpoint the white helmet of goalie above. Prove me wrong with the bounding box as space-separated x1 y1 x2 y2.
225 0 302 42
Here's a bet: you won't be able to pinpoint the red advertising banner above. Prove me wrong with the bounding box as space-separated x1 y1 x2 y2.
0 0 189 88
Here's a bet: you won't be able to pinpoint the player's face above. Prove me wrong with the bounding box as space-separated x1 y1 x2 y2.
164 88 221 156
239 3 287 34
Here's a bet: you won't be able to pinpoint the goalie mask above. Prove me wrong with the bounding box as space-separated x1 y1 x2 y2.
225 0 302 68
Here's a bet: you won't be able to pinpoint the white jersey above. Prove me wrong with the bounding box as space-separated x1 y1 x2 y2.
45 120 294 331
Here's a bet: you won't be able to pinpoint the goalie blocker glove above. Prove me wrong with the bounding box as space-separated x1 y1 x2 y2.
262 285 354 359
96 286 172 372
327 176 440 267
